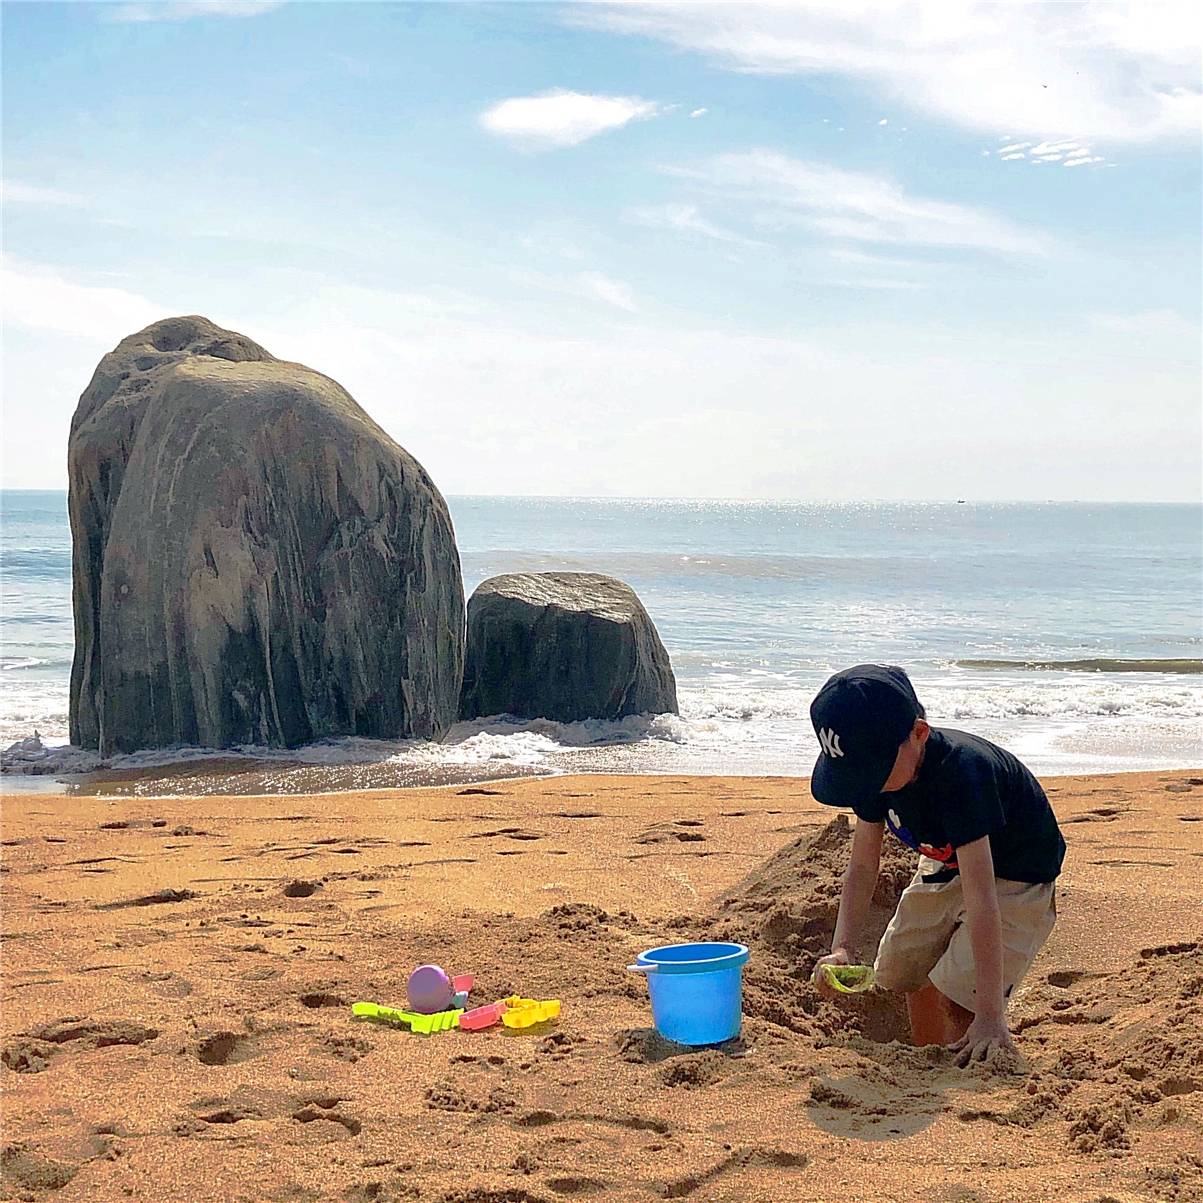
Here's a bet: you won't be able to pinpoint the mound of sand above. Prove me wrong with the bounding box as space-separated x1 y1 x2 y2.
709 813 916 1044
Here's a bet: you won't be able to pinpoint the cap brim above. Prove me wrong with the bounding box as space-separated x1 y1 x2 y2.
810 749 893 809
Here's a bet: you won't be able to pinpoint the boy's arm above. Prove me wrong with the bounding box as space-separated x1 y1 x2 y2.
949 834 1014 1063
813 818 883 996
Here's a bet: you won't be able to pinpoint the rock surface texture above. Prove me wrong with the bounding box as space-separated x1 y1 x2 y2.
459 572 677 723
68 316 463 755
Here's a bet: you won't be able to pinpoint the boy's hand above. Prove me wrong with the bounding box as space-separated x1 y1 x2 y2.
812 949 852 1000
948 1013 1014 1066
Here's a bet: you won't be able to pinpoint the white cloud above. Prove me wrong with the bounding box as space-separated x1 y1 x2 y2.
104 1 283 21
991 137 1109 167
1090 310 1199 341
1 181 82 207
519 229 587 262
828 248 921 270
830 277 922 291
690 107 708 118
671 151 1046 255
572 2 1202 144
577 271 639 312
507 265 642 313
877 117 888 126
479 89 661 150
626 202 759 246
1 256 163 342
3 262 1198 500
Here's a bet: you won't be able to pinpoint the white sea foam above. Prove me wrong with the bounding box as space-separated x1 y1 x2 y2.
7 668 1200 785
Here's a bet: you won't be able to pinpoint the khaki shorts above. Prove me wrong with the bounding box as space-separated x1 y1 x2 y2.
873 857 1057 1014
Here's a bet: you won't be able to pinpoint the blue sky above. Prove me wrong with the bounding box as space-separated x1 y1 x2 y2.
3 0 1200 500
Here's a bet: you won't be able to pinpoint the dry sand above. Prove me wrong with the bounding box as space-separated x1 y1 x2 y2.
2 770 1201 1203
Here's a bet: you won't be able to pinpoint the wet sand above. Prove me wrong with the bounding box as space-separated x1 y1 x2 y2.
2 770 1201 1203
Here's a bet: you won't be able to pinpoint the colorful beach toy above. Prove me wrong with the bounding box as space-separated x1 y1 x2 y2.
499 996 561 1029
407 965 454 1014
406 967 477 1014
819 963 876 994
459 1001 507 1031
351 1001 464 1034
629 942 749 1046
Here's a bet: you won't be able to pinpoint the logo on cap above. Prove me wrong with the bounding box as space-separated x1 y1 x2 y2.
818 727 844 758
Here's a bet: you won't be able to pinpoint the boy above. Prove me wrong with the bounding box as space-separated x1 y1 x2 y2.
809 664 1064 1065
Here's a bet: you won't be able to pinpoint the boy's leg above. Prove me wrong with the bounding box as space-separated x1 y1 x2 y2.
928 880 1058 1015
873 862 964 1044
906 982 974 1046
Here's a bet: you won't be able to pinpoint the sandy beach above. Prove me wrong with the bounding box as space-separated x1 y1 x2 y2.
2 769 1201 1203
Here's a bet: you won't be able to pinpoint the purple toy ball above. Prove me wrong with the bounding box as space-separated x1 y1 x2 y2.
407 964 453 1014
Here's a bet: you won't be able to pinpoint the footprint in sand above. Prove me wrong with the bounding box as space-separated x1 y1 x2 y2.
545 1175 609 1196
1063 807 1128 823
425 1077 519 1115
1092 858 1174 867
1047 969 1105 988
96 888 196 910
192 1100 263 1125
282 879 323 898
657 1147 808 1198
0 1143 81 1193
26 1017 159 1050
299 990 347 1009
318 1032 374 1062
470 827 545 841
1 1038 59 1074
634 821 706 845
657 1051 729 1089
291 1100 362 1137
195 1029 281 1066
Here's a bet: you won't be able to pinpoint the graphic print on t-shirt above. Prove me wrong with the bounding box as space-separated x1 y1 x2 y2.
886 807 957 869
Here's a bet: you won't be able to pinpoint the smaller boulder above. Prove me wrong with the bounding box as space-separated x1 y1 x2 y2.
460 572 678 723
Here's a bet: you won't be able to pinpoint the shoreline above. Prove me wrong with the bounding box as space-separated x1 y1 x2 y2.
5 756 1203 799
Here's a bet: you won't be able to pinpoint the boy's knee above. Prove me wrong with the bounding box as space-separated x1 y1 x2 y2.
872 951 933 995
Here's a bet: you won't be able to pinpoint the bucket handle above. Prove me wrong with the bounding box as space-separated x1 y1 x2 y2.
627 963 658 974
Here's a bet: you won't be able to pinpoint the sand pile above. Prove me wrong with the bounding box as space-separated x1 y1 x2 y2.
709 814 916 1043
979 939 1203 1159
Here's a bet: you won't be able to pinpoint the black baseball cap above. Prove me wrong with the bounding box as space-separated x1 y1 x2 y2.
809 665 923 808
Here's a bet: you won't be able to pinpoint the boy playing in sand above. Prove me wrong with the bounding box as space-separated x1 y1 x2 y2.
809 665 1065 1065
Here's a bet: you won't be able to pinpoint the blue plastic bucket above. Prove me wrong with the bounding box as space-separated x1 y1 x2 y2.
629 942 750 1045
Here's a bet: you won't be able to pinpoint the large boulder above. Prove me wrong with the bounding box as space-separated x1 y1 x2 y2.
68 316 464 755
459 572 677 723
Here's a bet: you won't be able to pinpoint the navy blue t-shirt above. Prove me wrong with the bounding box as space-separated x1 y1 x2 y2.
852 728 1065 884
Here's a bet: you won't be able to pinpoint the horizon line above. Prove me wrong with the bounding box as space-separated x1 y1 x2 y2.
1 487 1199 507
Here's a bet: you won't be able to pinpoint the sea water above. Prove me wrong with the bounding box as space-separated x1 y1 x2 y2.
1 491 1200 792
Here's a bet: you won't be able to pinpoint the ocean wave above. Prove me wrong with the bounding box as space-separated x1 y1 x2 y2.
0 711 692 777
956 658 1203 675
4 671 1201 783
683 676 1203 724
1 657 52 671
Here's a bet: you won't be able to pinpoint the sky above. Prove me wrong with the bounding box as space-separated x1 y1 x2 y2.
2 0 1200 501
